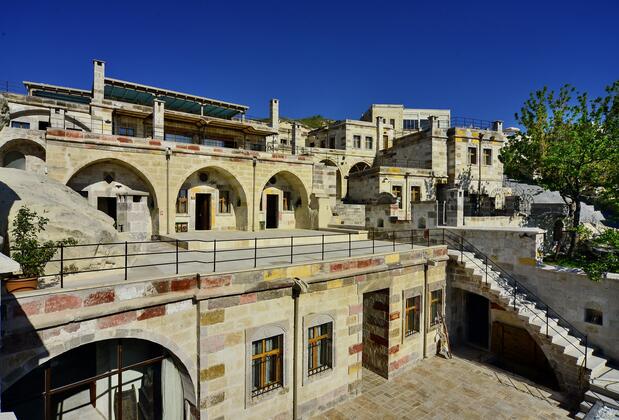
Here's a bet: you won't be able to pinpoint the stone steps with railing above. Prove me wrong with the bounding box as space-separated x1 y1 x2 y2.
445 246 619 417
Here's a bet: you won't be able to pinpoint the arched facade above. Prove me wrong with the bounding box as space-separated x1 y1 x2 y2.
66 159 160 238
348 161 371 174
257 170 311 229
173 165 249 232
320 159 343 200
0 138 46 174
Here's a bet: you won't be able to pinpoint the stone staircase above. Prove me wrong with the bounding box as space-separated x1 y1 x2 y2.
447 249 619 418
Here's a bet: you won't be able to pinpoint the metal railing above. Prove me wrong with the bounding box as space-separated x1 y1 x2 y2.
440 229 589 370
0 80 27 94
8 227 588 370
451 117 495 131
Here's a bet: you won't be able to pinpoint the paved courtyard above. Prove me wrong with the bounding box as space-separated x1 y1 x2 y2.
315 354 571 419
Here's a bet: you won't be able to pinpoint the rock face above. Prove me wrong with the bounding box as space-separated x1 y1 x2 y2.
0 167 118 248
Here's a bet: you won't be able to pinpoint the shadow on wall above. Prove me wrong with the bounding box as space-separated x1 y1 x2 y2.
0 179 20 252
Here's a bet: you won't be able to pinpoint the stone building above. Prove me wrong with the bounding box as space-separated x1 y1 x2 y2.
360 103 451 137
0 60 338 238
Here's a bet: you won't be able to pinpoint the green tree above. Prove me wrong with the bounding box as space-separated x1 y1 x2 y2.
500 82 619 256
10 207 76 278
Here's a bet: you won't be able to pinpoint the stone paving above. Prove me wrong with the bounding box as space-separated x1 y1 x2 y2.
315 355 571 420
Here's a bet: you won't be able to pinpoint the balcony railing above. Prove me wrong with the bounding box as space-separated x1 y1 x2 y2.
451 117 495 130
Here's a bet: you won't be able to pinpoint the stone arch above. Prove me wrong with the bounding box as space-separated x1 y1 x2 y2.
173 165 249 232
349 161 371 174
0 138 46 173
2 326 197 404
320 159 343 200
449 279 572 394
257 169 311 229
66 158 160 237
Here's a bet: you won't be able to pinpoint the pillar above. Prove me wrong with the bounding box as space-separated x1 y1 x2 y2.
50 107 65 129
153 98 165 140
90 59 113 135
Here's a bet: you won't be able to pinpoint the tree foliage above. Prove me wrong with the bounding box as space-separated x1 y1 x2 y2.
10 207 76 278
500 82 619 255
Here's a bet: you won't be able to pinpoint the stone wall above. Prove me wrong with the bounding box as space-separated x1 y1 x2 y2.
1 245 449 419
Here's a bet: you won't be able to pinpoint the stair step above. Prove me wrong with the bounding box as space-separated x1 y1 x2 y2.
584 390 619 409
579 400 593 413
574 411 586 419
590 368 619 400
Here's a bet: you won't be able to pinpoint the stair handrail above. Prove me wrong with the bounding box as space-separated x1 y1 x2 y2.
439 228 589 368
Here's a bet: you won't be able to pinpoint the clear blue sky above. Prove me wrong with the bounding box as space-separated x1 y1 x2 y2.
1 0 618 126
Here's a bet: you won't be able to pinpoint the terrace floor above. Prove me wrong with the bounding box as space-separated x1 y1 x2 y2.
44 229 424 290
315 351 570 420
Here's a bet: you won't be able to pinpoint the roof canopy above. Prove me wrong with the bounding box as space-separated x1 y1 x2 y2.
104 78 248 119
24 82 92 104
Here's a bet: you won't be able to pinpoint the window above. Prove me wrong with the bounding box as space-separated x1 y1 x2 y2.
392 185 403 208
329 137 335 149
176 189 188 214
118 126 135 137
585 308 603 325
430 289 443 326
405 296 421 336
308 323 332 376
38 121 50 130
483 148 492 165
403 119 419 130
252 335 283 397
390 119 395 127
10 121 30 129
219 190 230 213
165 132 192 144
353 135 361 148
283 191 292 211
468 147 478 165
419 119 430 130
411 186 421 203
365 136 373 149
383 135 389 149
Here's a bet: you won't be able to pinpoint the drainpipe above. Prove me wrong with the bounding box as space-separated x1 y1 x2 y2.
252 156 257 232
292 278 308 420
423 261 428 358
165 147 172 234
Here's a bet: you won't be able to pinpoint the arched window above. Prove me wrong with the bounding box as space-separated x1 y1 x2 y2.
3 151 26 170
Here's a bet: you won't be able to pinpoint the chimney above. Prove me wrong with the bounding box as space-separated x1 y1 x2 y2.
93 59 105 103
270 99 279 131
492 120 504 132
428 115 438 131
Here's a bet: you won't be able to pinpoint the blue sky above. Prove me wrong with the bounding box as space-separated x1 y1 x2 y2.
1 0 618 126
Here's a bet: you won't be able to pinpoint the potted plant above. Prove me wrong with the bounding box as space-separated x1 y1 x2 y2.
4 206 75 293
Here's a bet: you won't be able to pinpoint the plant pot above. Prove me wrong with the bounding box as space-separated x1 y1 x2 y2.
3 277 38 293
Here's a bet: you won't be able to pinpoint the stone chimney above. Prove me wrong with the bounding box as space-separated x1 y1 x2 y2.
291 121 297 155
92 59 105 103
375 116 383 153
492 120 503 132
270 99 279 131
428 115 438 131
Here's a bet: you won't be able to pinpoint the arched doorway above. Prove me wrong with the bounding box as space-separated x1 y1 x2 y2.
1 338 196 419
259 171 310 229
319 159 342 200
67 159 159 237
0 139 46 173
175 166 248 232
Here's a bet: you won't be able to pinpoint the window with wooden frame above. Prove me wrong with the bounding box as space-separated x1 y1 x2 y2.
283 191 292 211
405 296 421 336
430 289 443 326
483 148 493 165
176 189 188 214
251 335 283 397
353 135 361 148
468 147 478 165
219 190 230 213
307 323 332 376
392 185 403 208
365 136 373 149
410 186 421 203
